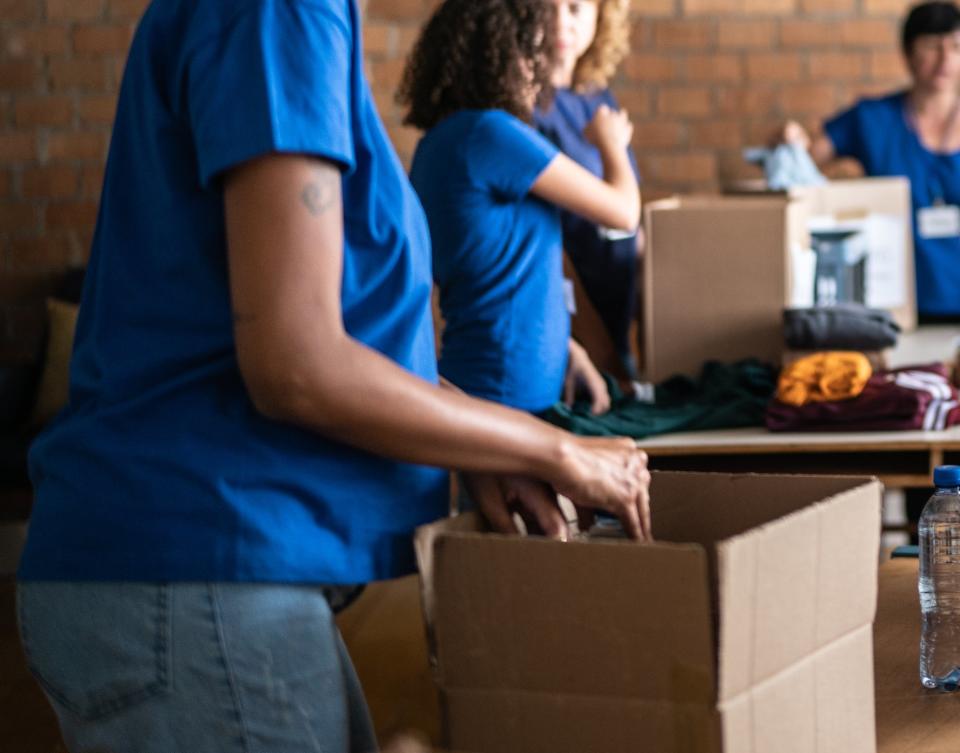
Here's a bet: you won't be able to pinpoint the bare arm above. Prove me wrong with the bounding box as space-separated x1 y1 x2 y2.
530 105 640 231
224 154 651 537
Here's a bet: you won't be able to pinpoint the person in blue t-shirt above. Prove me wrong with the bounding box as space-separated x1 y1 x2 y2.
784 1 960 321
535 0 642 379
402 0 640 419
15 1 652 750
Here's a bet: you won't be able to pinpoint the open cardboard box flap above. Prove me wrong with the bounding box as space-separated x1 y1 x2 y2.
415 471 882 753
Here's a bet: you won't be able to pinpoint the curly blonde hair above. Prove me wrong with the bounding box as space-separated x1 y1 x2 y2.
572 0 631 92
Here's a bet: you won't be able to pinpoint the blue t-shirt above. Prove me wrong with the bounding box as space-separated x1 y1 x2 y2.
410 110 566 413
825 91 960 316
19 0 447 584
534 88 641 359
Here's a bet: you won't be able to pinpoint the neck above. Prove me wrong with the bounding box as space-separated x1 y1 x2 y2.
910 85 960 118
553 58 576 89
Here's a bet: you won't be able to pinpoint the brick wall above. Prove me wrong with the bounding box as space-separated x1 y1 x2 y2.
0 0 916 356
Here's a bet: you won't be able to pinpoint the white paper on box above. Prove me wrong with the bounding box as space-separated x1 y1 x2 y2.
807 213 907 310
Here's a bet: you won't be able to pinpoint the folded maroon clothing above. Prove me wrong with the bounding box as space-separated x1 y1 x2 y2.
766 363 960 432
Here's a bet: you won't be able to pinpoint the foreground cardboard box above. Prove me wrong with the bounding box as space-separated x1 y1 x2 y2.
416 472 882 753
643 178 914 382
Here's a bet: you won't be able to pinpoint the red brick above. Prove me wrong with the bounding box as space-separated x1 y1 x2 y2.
45 130 107 160
633 120 685 148
77 94 116 124
46 0 104 20
622 54 681 82
685 54 743 81
645 153 717 183
628 0 675 16
802 0 855 11
779 83 838 113
809 52 866 80
613 88 651 118
108 0 149 20
365 0 426 22
746 52 804 81
716 86 778 115
48 57 109 91
743 0 796 14
8 233 75 270
364 23 392 56
0 131 37 160
80 164 105 197
683 0 742 15
717 20 776 48
367 58 405 91
3 25 69 57
780 20 841 47
0 202 41 234
863 0 910 15
657 86 713 116
869 50 905 79
653 20 713 49
14 95 72 127
0 60 40 91
718 152 765 183
690 120 743 148
0 0 42 22
72 23 134 55
0 170 11 196
22 165 78 197
44 200 99 229
744 118 791 145
840 19 897 47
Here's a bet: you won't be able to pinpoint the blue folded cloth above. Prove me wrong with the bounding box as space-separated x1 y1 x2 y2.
743 143 827 190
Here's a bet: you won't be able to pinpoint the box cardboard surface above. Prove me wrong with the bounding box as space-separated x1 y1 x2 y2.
416 472 882 753
644 178 915 382
642 196 805 382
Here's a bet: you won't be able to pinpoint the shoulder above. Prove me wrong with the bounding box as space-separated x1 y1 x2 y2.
850 91 906 120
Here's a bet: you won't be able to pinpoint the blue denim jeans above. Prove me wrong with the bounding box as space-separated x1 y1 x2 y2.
16 581 378 753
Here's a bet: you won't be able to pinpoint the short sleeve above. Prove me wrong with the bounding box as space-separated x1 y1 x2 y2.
469 111 558 201
824 101 865 164
187 1 355 187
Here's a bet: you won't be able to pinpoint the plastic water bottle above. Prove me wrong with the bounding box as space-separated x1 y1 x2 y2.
919 465 960 690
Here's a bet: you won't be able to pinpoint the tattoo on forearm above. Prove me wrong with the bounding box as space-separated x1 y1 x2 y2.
300 170 339 216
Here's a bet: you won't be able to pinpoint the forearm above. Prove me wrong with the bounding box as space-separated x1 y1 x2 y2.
598 145 640 229
255 331 571 480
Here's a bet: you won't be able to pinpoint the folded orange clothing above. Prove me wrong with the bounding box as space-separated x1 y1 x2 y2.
777 351 873 407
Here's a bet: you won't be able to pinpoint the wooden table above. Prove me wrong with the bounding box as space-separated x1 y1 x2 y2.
644 326 960 488
876 558 960 752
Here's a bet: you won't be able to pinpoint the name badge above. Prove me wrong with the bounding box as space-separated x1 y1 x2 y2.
918 204 960 239
562 278 577 315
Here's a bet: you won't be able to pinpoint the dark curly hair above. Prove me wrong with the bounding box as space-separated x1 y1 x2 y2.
398 0 557 130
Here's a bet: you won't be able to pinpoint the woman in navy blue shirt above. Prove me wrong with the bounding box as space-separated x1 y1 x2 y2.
403 0 640 418
535 0 642 377
786 1 960 320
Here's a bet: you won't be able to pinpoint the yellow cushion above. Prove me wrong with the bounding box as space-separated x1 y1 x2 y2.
29 298 80 428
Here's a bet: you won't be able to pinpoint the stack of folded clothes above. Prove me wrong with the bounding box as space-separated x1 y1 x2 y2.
767 353 960 432
783 304 901 352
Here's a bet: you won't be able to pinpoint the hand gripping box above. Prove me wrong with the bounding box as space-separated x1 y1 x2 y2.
416 472 882 753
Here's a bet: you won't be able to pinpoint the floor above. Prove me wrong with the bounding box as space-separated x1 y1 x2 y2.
0 574 438 752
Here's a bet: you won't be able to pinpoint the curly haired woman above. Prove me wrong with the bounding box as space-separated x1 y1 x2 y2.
535 0 642 379
400 0 639 423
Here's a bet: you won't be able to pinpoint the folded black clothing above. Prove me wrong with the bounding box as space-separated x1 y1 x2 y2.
784 304 901 351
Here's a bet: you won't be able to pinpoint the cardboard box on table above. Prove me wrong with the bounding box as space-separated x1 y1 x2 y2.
643 177 914 383
416 472 882 753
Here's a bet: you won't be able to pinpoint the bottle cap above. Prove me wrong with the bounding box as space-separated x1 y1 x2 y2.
934 465 960 487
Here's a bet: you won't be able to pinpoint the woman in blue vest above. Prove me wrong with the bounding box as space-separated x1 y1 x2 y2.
403 0 640 420
534 0 642 378
15 1 651 751
785 0 960 321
